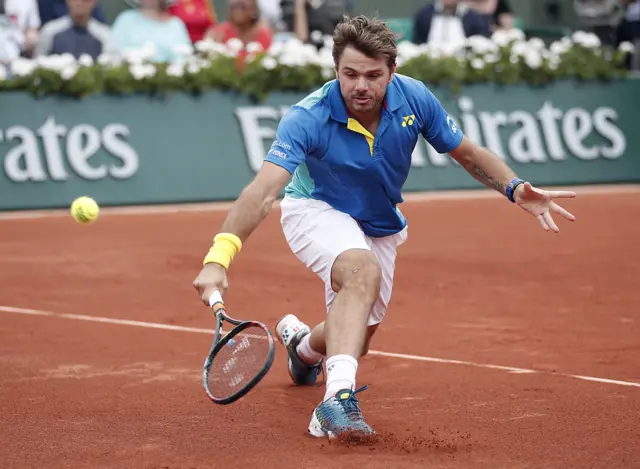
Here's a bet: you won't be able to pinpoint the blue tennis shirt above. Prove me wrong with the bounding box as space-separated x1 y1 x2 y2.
264 74 464 238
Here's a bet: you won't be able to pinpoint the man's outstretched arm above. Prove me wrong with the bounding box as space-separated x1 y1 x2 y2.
449 136 576 232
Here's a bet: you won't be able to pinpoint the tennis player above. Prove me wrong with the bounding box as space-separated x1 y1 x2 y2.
193 15 576 439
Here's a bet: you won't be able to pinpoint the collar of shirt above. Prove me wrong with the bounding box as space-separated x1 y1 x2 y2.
327 76 406 155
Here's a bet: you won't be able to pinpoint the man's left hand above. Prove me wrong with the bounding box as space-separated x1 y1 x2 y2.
514 182 576 233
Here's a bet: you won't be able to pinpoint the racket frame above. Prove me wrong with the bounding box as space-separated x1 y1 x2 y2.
202 293 275 405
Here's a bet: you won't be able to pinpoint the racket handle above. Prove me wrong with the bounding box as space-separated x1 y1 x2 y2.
208 290 224 309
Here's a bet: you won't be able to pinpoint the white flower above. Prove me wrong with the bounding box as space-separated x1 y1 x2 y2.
276 40 316 67
245 41 264 55
428 41 462 58
317 48 334 69
310 30 323 44
267 41 285 58
187 62 200 74
550 38 571 56
97 54 110 66
492 28 524 47
527 37 546 50
226 38 244 54
59 53 77 68
97 53 122 68
524 49 542 69
36 53 77 71
78 54 94 67
35 54 64 71
397 40 422 61
321 67 334 80
572 31 601 48
173 43 194 57
619 41 635 54
484 53 499 64
301 43 321 66
123 48 152 65
471 58 485 70
467 35 498 55
11 58 36 77
261 56 278 70
278 53 302 67
510 40 529 57
509 28 526 42
195 39 225 56
166 62 184 77
129 63 156 80
424 43 441 60
60 65 78 80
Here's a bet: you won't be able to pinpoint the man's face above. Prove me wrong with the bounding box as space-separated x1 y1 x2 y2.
66 0 96 17
335 46 395 115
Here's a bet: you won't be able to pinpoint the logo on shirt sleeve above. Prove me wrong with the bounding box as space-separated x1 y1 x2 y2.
402 115 416 127
446 115 458 134
267 140 291 159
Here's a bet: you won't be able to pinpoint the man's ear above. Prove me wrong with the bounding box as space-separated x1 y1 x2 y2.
388 63 397 83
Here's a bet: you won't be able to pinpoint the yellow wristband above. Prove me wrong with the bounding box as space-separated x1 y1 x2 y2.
214 233 242 252
202 233 243 268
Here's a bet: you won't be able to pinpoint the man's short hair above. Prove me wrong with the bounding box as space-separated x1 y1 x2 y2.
332 15 398 69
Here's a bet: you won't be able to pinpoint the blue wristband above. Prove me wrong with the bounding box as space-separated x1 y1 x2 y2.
506 178 525 203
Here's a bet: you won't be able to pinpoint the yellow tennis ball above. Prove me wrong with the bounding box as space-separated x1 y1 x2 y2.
70 196 100 224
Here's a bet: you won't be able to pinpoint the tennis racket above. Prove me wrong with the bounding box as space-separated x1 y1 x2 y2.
202 290 275 405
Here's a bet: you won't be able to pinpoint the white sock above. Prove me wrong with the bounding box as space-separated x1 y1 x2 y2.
324 354 358 401
295 333 324 365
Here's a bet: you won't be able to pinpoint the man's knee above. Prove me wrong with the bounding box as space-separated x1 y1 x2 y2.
330 249 382 302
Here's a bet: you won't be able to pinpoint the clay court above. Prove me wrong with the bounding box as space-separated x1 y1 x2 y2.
1 186 639 468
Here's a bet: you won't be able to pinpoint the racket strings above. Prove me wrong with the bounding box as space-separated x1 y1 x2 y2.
208 325 271 397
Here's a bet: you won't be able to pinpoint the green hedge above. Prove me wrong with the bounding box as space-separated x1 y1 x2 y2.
0 29 634 100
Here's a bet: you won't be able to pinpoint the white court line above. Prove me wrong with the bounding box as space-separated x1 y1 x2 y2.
1 305 639 389
0 184 639 221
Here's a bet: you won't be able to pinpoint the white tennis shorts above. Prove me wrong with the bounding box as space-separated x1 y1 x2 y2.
280 195 408 326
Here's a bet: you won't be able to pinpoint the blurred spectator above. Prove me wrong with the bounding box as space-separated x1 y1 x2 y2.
168 0 217 44
207 0 273 51
413 0 491 46
111 0 192 62
616 0 640 69
467 0 515 31
280 0 349 44
37 0 105 26
0 0 41 59
34 0 115 60
1 0 22 64
258 0 282 30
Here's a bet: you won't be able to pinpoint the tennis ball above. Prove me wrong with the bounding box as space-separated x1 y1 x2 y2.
70 196 100 224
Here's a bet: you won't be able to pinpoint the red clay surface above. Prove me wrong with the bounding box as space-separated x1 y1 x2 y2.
1 189 639 468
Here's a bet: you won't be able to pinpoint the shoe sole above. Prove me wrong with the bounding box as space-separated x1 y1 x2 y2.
308 411 375 441
308 411 334 439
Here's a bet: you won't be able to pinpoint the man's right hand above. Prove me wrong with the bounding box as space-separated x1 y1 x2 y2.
193 263 228 306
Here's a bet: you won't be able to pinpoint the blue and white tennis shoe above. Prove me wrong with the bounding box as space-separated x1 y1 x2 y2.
308 386 375 440
275 314 323 386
